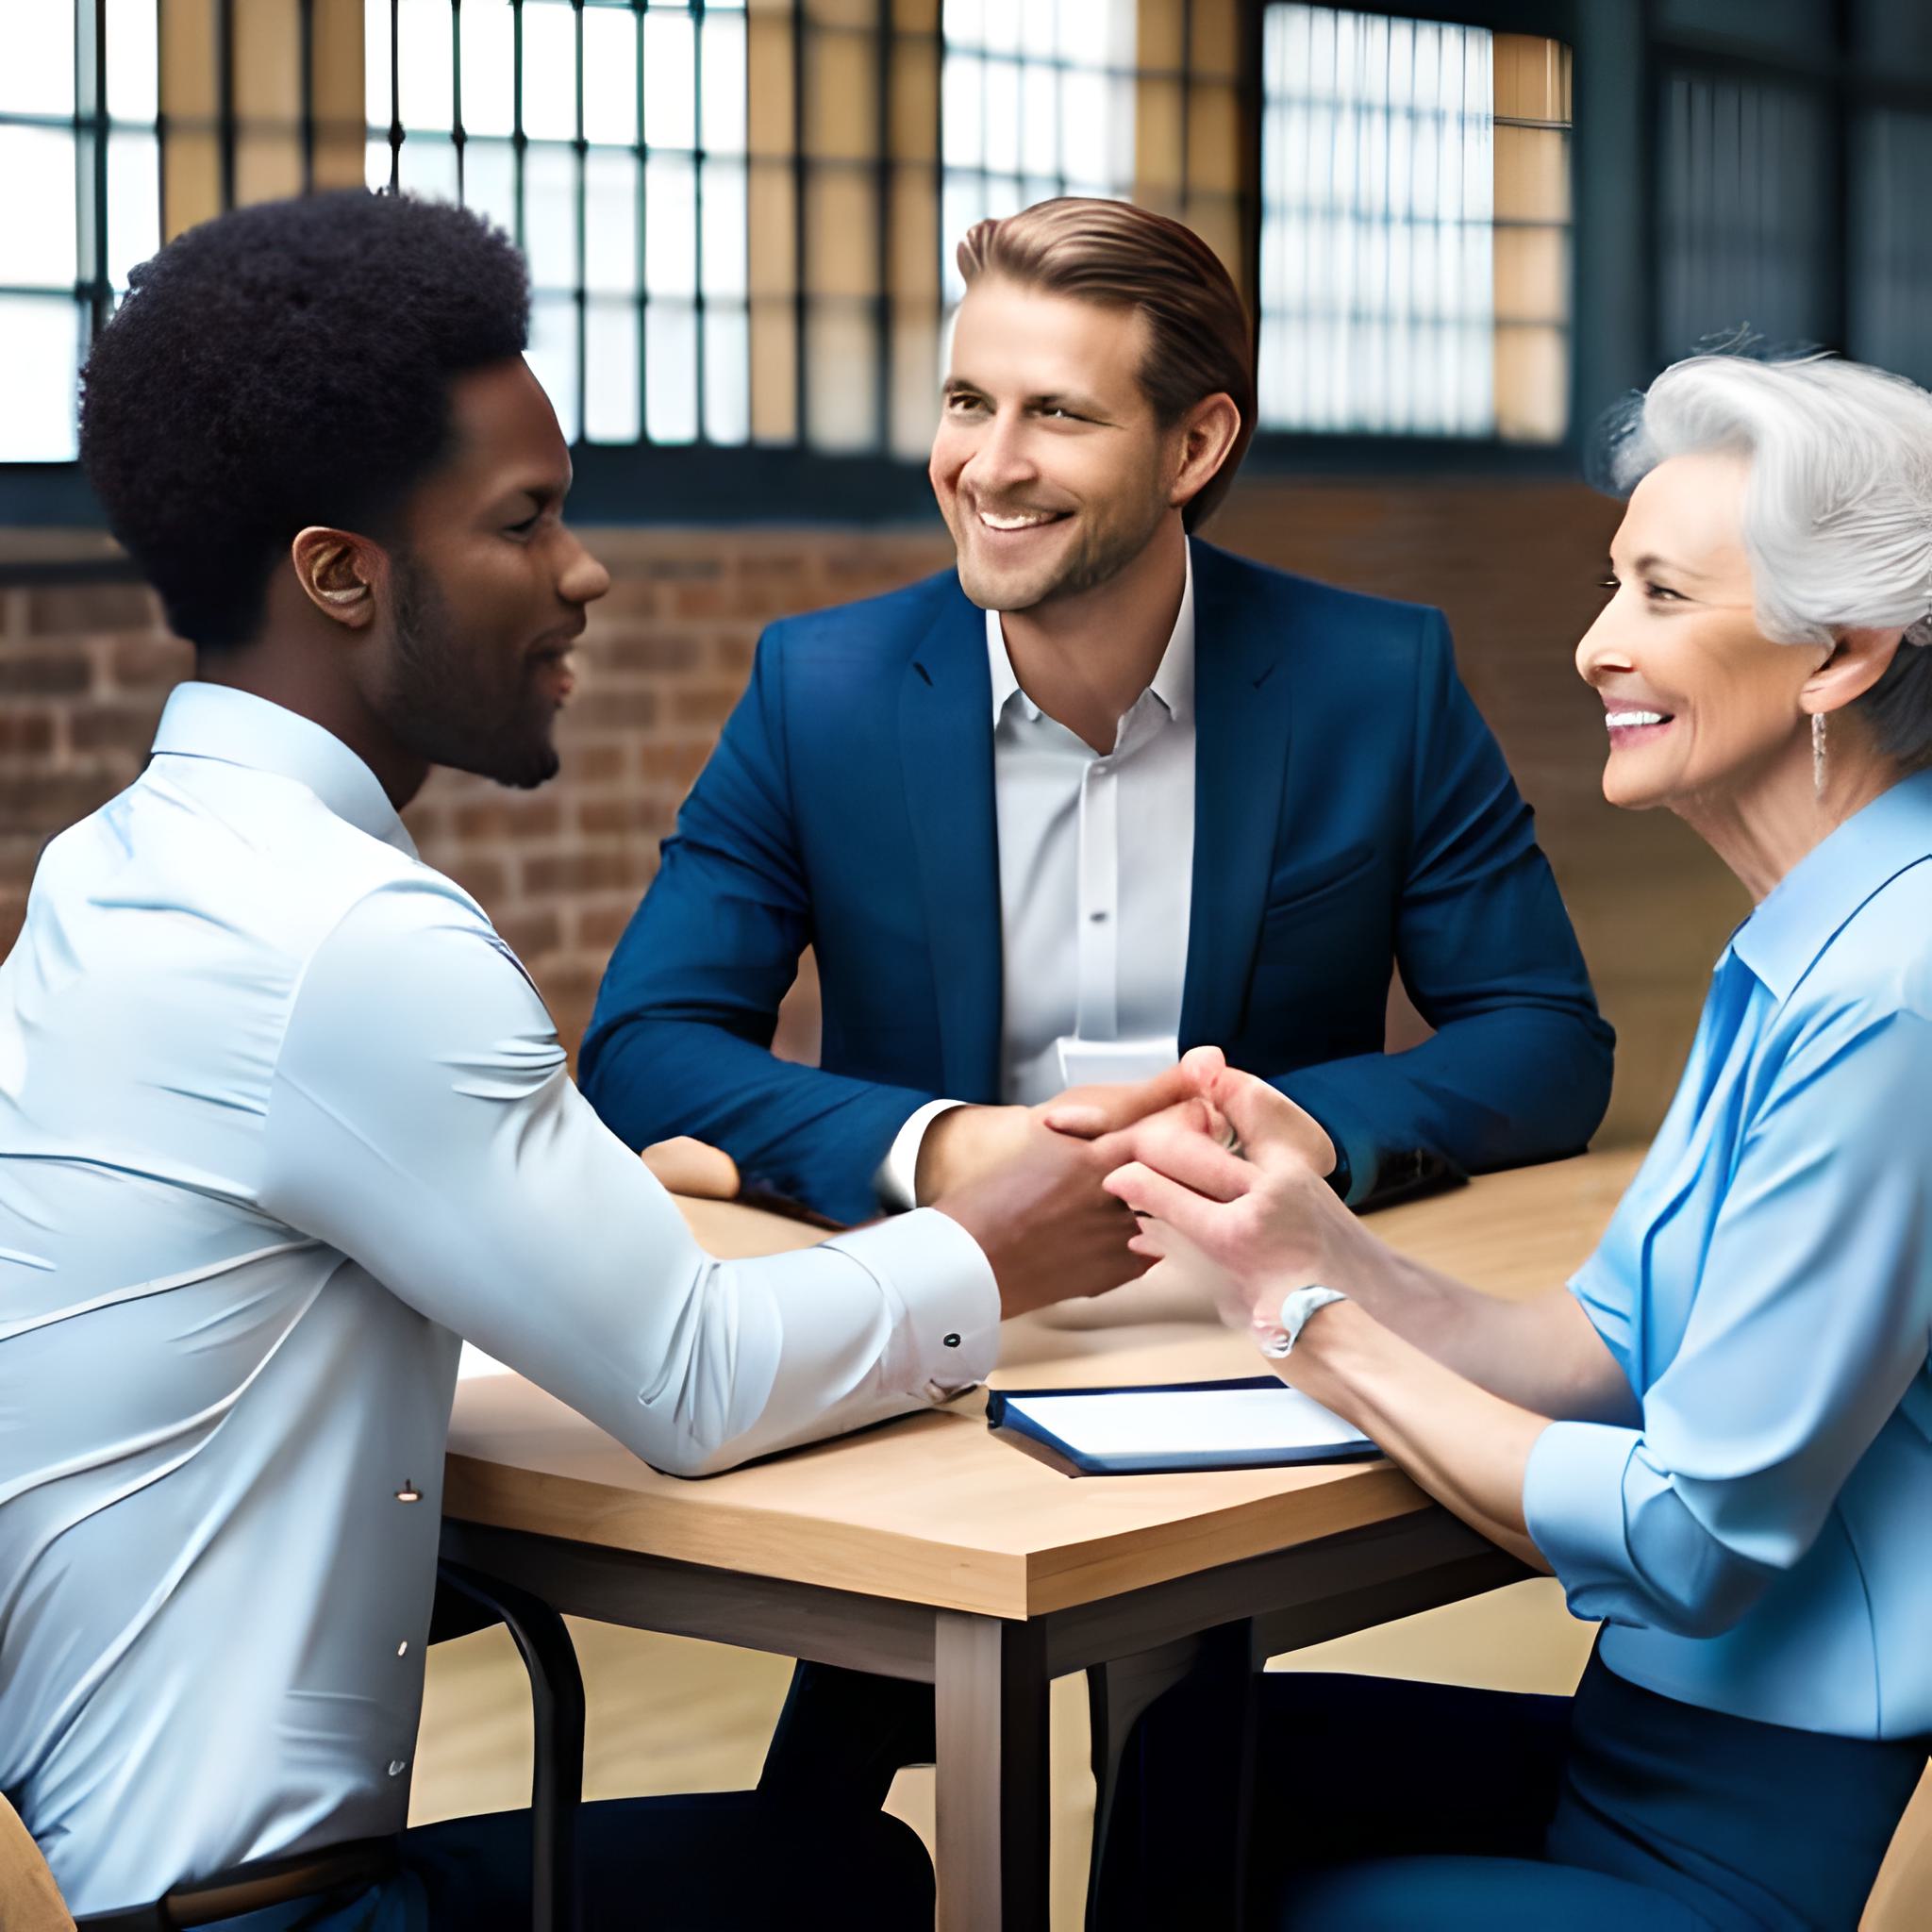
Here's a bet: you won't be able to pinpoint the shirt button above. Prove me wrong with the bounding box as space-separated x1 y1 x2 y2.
1088 909 1108 923
396 1641 409 1657
394 1480 421 1504
388 1759 408 1777
942 1332 961 1348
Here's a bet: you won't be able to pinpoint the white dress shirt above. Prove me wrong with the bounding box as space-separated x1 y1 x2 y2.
879 554 1196 1205
0 683 995 1915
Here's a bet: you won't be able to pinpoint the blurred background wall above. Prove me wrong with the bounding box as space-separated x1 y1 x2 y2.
8 0 1928 1147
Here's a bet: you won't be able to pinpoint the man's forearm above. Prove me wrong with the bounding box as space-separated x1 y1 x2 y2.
580 1012 938 1225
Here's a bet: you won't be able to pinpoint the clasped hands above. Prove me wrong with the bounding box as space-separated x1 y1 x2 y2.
923 1047 1365 1334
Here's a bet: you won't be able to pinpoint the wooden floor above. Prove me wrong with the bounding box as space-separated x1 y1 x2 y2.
408 1572 1931 1928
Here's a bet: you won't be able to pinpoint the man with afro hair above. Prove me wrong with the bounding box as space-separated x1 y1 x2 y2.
0 188 1176 1928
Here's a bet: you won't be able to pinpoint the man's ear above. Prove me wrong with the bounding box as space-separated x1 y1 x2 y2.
1168 391 1242 514
1804 625 1907 717
291 526 384 631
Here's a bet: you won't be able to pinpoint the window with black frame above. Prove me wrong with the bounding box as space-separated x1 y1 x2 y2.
1255 3 1574 443
0 0 161 462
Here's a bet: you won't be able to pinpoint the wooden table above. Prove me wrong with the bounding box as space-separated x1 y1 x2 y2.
441 1148 1641 1930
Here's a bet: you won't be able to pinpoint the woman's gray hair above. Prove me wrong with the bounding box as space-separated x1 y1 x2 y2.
1600 351 1932 770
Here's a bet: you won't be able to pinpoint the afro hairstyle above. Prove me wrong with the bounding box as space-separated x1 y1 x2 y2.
79 189 531 653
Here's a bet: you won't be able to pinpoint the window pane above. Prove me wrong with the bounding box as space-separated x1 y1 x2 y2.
522 1 579 142
585 148 640 295
644 8 698 150
461 0 517 138
364 0 391 126
645 153 698 297
463 139 519 240
526 292 581 442
398 134 460 203
0 296 82 460
105 0 158 123
1851 110 1932 389
1258 5 1531 438
942 55 983 171
645 301 699 443
0 129 80 288
365 133 394 192
585 298 641 443
701 11 748 156
701 159 747 299
704 305 751 444
106 130 160 288
1 0 76 118
583 7 639 146
525 142 580 288
398 0 455 130
1657 69 1833 359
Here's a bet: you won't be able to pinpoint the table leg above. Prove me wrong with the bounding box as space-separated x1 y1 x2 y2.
935 1610 1051 1932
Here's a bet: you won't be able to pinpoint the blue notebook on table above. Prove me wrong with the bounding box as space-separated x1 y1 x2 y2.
986 1375 1383 1477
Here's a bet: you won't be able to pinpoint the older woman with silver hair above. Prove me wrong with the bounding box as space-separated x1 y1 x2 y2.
1075 351 1932 1929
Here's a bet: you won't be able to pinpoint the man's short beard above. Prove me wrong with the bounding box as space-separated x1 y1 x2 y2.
387 553 559 791
958 478 1171 613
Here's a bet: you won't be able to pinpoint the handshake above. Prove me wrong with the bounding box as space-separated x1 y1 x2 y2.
916 1047 1347 1324
644 1046 1357 1329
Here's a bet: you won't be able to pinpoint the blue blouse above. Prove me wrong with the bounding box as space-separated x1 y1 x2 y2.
1524 770 1932 1740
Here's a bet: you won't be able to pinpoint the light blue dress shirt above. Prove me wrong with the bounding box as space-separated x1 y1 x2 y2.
1524 769 1932 1741
0 684 997 1915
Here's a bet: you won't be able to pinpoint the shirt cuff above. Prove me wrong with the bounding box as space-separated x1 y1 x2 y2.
874 1097 966 1211
1523 1417 1644 1617
822 1205 1000 1402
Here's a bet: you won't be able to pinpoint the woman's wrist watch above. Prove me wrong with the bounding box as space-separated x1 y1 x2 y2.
1252 1285 1349 1359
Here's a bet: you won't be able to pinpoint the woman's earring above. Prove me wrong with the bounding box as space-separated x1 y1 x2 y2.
1812 711 1827 799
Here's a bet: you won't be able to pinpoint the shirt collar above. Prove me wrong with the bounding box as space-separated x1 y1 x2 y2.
150 682 419 859
985 541 1196 728
1729 767 1932 1000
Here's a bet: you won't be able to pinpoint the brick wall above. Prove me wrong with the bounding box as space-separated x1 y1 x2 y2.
0 481 1744 1143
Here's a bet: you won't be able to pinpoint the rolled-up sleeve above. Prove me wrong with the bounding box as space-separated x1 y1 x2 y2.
1524 1001 1932 1639
259 876 998 1477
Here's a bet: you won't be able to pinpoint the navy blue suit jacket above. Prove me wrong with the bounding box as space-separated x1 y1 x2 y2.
580 541 1614 1225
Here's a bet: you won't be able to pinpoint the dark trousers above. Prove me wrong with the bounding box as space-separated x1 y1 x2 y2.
1246 1657 1926 1931
208 1792 934 1931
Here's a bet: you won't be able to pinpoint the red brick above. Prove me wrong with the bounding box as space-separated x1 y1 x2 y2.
0 772 123 837
576 795 669 836
639 557 723 584
573 690 660 730
710 633 757 677
0 649 91 697
638 741 708 786
441 856 510 905
110 634 194 690
0 837 47 889
523 850 647 898
26 582 157 635
0 712 58 756
492 908 563 963
453 796 564 842
70 703 164 756
595 632 703 675
563 742 627 784
574 899 640 953
672 685 741 728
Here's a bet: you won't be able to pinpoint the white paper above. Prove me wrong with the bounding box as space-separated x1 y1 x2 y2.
1004 1385 1373 1460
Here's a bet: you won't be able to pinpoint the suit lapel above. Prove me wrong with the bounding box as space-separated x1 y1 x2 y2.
1180 542 1292 1050
901 582 1004 1100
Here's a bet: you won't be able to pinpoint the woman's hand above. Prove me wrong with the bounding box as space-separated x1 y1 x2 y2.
1095 1047 1365 1329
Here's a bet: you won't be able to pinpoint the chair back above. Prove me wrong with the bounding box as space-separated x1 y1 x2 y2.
0 1794 77 1931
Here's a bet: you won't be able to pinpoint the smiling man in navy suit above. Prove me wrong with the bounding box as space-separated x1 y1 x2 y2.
580 197 1613 1230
